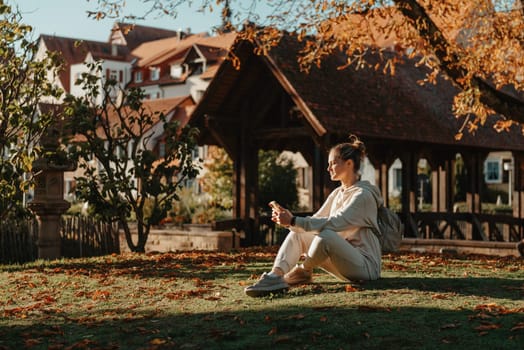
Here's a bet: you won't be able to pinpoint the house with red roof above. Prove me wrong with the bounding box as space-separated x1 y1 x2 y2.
34 23 234 202
127 31 236 101
35 34 132 105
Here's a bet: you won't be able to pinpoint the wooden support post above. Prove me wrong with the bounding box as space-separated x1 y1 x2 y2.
379 162 389 207
512 152 524 238
401 150 417 236
438 162 448 212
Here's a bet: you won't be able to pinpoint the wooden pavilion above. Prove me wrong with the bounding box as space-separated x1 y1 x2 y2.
190 34 524 246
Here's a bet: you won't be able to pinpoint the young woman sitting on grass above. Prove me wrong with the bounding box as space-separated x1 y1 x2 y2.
244 134 384 297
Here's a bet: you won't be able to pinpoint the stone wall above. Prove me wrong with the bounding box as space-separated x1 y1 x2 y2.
120 224 240 253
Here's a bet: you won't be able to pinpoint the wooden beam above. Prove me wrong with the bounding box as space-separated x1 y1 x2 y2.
203 115 236 159
253 127 311 140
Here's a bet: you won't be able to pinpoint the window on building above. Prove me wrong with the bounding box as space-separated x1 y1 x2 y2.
74 72 82 84
107 69 118 82
171 64 184 78
150 67 160 81
134 71 142 83
485 159 501 183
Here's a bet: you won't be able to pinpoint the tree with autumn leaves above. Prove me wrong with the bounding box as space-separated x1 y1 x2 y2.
90 0 524 136
0 2 63 220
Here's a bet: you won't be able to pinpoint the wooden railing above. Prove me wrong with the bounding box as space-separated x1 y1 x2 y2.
214 211 524 247
403 212 524 242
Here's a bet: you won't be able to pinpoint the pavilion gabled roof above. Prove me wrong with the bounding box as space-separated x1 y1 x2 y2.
192 34 524 152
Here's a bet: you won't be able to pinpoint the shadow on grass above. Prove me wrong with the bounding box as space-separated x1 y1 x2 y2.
1 303 522 350
364 276 524 301
281 277 524 301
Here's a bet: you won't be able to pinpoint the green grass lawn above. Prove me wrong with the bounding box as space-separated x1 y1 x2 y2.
0 248 522 350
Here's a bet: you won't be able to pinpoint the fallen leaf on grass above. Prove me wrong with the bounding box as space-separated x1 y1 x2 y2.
274 335 293 343
210 328 236 340
382 262 408 271
358 305 392 312
286 313 305 320
475 322 502 331
511 322 524 332
345 284 358 292
24 338 42 347
432 293 449 300
150 338 166 345
473 303 524 316
91 290 110 300
440 323 461 330
268 326 278 336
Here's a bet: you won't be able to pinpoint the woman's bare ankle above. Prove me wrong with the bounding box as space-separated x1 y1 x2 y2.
271 267 285 276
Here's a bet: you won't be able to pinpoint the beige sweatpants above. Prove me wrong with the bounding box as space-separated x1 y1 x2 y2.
273 229 377 281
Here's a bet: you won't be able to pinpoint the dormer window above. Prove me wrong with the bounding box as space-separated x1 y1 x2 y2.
134 71 142 83
170 64 184 79
150 67 160 81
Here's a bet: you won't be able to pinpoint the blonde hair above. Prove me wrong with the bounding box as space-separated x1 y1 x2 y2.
330 134 366 171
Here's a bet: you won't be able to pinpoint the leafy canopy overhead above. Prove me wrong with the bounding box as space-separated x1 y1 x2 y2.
89 0 524 137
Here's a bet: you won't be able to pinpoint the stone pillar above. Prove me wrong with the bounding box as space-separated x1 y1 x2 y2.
28 158 73 259
28 125 76 260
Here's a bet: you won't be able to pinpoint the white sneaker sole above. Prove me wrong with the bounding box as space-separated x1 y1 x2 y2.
244 284 289 297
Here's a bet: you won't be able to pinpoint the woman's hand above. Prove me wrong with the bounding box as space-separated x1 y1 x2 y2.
270 204 294 227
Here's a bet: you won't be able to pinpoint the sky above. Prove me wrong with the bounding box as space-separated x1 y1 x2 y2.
13 0 225 42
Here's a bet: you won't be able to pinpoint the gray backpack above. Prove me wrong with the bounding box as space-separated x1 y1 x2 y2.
371 205 403 253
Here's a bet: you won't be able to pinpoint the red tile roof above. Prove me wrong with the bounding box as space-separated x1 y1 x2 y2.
129 32 236 88
40 35 130 92
132 32 209 67
110 22 183 51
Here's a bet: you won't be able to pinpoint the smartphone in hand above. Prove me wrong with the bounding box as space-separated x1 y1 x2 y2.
268 201 283 211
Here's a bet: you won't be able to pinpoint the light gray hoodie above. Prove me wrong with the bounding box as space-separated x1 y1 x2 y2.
293 180 383 279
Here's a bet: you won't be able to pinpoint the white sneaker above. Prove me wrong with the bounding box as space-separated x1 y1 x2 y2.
244 272 289 297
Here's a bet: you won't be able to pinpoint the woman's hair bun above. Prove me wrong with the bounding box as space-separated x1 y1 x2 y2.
348 134 366 158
